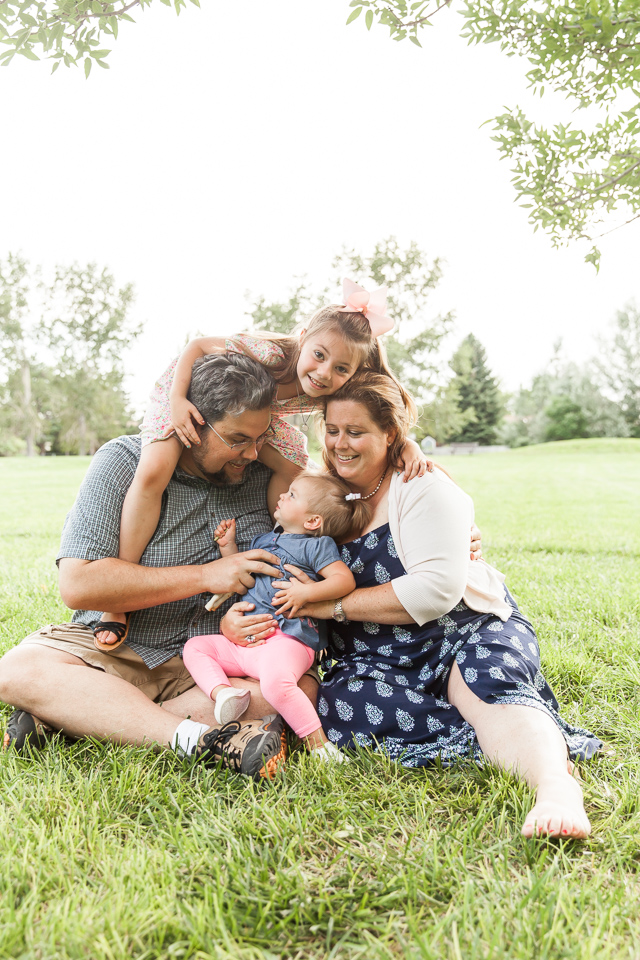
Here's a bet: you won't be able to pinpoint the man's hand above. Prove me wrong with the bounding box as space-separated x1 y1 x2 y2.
470 523 482 561
201 550 282 596
272 577 313 618
220 601 277 647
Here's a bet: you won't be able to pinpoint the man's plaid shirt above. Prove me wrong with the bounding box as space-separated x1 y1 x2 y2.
57 435 273 668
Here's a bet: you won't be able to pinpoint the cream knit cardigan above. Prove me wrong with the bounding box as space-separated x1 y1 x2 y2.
386 469 512 626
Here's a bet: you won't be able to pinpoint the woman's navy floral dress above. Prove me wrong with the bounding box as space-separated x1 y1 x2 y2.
319 524 601 766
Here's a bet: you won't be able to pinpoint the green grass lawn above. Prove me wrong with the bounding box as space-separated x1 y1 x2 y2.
1 439 639 960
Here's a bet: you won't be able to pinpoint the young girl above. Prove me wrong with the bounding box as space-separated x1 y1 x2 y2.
182 471 371 765
93 278 427 649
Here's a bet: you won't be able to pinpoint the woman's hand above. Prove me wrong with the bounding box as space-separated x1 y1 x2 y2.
397 438 434 482
220 601 277 647
470 523 482 561
170 396 206 448
292 598 336 619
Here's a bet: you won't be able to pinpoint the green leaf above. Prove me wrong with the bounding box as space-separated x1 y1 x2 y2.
585 246 601 272
346 6 362 24
365 9 373 29
410 35 422 47
84 55 92 77
51 59 60 73
90 48 109 58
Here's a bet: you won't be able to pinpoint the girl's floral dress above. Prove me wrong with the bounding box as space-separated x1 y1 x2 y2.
140 333 316 467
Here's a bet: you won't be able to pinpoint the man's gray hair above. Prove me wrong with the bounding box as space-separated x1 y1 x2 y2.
187 353 277 424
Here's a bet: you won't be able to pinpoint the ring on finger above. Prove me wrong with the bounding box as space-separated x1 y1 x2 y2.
246 634 256 644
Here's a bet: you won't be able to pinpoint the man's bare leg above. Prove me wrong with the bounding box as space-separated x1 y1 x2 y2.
447 662 590 839
0 645 320 747
0 644 182 748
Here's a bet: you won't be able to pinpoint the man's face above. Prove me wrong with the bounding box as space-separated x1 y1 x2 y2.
182 407 272 485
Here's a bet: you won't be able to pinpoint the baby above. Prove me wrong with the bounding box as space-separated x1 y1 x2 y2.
183 472 370 762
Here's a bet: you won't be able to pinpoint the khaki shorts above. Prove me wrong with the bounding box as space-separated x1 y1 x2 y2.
21 623 195 703
20 623 321 702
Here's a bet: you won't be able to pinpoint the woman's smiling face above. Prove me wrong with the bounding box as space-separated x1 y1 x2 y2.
324 399 393 490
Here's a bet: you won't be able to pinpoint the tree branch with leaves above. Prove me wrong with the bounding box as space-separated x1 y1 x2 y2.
347 0 640 266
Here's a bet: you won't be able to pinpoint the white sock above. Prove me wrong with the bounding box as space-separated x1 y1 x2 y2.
311 741 348 763
172 718 210 757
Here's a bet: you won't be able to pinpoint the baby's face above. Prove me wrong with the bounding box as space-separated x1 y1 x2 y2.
273 478 317 533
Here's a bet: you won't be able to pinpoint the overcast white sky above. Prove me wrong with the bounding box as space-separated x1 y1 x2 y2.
2 0 639 413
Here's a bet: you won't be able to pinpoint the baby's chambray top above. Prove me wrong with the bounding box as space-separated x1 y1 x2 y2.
246 531 341 652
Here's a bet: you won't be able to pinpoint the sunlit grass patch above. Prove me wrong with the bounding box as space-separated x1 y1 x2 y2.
1 442 639 958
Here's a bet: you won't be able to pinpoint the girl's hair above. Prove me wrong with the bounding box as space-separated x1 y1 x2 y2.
233 301 417 420
295 471 371 542
320 372 417 472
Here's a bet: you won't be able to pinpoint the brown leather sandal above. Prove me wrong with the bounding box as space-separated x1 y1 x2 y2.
92 615 130 653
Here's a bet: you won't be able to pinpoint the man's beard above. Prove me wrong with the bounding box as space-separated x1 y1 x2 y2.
190 444 251 486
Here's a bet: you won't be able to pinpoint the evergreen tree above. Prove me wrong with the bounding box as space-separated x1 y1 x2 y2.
448 334 502 445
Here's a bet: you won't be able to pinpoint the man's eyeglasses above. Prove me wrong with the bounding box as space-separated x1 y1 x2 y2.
206 421 271 452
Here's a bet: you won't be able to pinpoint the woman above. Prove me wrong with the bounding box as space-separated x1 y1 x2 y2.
270 373 602 840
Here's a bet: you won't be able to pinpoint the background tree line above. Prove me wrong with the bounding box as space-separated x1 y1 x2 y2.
500 305 640 446
245 237 640 448
0 253 140 456
2 240 637 456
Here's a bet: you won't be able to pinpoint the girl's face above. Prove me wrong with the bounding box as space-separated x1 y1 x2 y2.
296 330 359 398
324 399 393 491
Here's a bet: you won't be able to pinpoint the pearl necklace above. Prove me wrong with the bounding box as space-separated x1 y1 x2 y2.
354 467 387 501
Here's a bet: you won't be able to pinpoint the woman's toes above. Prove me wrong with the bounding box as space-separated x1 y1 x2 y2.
522 801 591 839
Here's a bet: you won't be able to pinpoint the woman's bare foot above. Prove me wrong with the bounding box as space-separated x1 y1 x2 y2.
522 773 591 839
94 612 127 646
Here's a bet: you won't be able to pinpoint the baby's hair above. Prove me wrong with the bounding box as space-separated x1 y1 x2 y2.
231 298 417 421
295 471 371 542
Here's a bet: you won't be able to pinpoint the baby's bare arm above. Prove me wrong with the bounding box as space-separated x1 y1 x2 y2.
214 518 239 557
303 561 355 601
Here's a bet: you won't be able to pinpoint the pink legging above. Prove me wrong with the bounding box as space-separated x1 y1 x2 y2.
183 628 321 739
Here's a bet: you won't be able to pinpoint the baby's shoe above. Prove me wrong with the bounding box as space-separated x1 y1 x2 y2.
310 741 348 763
214 687 251 725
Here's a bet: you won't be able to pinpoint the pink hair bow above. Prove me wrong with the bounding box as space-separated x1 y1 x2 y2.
338 278 394 337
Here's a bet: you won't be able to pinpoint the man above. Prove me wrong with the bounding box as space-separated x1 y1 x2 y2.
0 353 318 777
